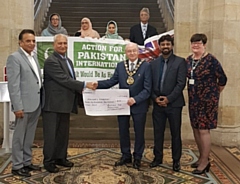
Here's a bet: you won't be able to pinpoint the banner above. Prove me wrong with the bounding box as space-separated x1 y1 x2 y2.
36 37 126 81
35 30 174 80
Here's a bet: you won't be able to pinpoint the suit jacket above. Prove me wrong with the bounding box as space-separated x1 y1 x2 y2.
151 54 187 107
7 48 42 113
98 59 152 114
129 23 158 45
43 51 84 114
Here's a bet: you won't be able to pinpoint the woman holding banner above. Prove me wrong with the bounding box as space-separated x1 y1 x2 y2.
41 13 68 36
75 17 100 38
102 20 123 40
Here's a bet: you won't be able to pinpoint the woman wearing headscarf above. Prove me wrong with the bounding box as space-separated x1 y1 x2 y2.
102 20 123 40
41 13 68 36
74 17 100 38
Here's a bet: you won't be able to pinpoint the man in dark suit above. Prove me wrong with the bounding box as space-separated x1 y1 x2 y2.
94 42 152 169
7 29 42 177
149 35 187 171
42 34 92 173
129 7 158 45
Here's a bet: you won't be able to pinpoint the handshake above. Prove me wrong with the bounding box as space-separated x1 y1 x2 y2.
86 82 98 90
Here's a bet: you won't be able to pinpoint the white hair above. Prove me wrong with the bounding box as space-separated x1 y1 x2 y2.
53 34 68 42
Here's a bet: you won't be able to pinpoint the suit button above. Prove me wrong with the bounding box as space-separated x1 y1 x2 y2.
38 92 40 94
37 82 39 84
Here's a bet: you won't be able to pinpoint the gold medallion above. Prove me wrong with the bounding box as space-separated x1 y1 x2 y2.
127 76 134 85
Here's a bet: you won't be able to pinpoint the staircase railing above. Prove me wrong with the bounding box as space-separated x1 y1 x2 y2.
34 0 52 35
157 0 174 30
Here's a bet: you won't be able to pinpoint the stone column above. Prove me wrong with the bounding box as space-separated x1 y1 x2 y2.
0 1 34 139
174 0 240 146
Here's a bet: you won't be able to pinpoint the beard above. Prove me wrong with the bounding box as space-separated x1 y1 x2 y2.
161 49 172 56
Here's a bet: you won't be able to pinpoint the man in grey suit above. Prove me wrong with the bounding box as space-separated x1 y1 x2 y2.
42 34 93 173
7 29 42 177
149 35 187 171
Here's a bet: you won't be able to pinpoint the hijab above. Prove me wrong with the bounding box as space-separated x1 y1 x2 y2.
79 17 100 38
47 13 68 35
104 20 122 40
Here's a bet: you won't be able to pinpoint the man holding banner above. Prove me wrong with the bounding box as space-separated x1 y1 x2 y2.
94 42 152 170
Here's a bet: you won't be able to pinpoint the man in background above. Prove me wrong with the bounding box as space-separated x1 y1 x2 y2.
129 7 158 45
7 29 42 177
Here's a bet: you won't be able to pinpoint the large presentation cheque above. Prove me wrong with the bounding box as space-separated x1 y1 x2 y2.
82 89 130 116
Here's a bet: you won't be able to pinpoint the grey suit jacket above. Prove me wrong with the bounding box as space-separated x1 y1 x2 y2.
7 48 42 112
151 54 187 107
43 51 84 114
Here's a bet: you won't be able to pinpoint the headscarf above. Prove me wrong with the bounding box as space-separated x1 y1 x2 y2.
104 20 122 40
79 17 100 38
46 13 68 35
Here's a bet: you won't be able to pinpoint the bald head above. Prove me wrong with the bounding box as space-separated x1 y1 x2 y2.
125 42 139 62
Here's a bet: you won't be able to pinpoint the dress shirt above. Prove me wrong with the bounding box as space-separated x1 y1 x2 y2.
141 22 148 39
128 59 138 71
20 47 41 89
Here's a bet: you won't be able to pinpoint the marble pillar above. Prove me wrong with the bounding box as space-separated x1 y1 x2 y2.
174 0 240 146
0 1 34 139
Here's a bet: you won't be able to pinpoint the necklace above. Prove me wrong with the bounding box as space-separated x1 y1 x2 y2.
124 60 144 85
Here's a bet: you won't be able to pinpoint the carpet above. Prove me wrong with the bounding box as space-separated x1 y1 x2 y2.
0 143 239 184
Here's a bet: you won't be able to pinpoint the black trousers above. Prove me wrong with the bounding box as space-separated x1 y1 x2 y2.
42 111 70 165
152 105 182 162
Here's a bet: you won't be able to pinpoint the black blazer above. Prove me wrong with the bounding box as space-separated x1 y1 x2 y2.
129 23 158 45
151 54 187 107
43 52 84 114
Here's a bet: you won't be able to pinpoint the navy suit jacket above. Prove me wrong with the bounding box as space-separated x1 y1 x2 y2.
129 23 158 45
98 59 152 114
151 54 187 107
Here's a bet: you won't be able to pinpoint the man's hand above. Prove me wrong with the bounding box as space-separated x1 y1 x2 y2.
156 96 168 107
127 97 136 106
14 110 24 118
86 82 98 90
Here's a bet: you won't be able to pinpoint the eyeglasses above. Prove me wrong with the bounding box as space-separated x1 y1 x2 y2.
51 18 59 21
81 22 89 24
191 41 203 45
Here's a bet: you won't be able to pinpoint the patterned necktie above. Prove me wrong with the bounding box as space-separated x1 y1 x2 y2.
142 25 147 38
65 58 74 78
160 59 168 92
130 62 135 71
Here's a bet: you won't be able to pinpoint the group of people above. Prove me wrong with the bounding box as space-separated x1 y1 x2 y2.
41 7 158 45
6 8 227 178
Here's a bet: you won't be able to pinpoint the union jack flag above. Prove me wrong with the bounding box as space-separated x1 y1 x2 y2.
138 30 174 62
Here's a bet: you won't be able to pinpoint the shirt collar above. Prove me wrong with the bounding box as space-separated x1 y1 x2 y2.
20 47 34 57
141 22 148 27
57 53 67 59
129 59 138 66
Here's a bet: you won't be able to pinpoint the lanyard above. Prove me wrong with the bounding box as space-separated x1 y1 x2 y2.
190 59 200 79
190 52 205 79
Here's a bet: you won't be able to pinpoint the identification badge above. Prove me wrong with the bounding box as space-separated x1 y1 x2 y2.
189 79 195 85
